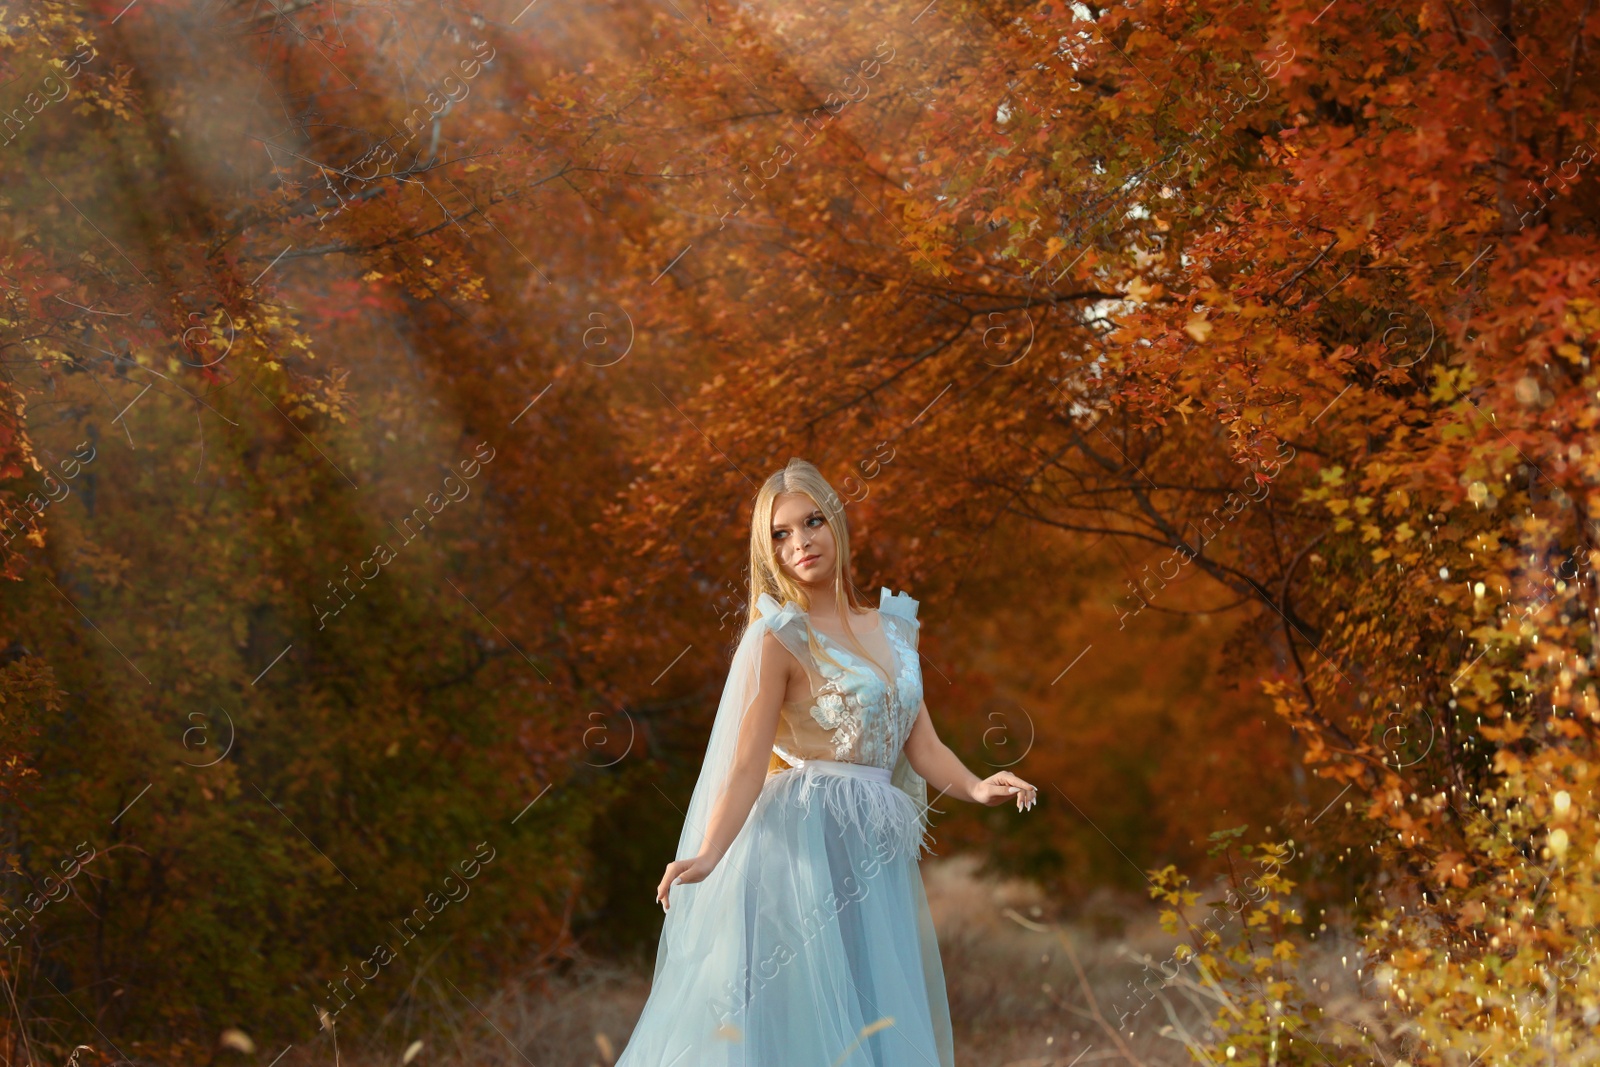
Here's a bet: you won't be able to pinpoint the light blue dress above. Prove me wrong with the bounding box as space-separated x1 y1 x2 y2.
615 587 955 1066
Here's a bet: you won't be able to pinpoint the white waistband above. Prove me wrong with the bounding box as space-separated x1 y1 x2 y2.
787 757 891 785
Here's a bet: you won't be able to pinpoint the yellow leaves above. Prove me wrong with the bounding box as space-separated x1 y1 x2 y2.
1551 716 1588 740
1124 276 1163 302
1271 940 1298 961
1360 461 1395 488
1184 314 1213 342
1193 289 1242 318
1480 717 1530 743
1146 864 1199 908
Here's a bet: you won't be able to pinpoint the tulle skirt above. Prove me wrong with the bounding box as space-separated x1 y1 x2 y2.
616 759 955 1067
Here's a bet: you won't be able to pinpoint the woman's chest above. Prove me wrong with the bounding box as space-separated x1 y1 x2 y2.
784 627 923 730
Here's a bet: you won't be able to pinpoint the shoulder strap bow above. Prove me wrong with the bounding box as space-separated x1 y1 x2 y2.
756 591 804 631
879 587 919 621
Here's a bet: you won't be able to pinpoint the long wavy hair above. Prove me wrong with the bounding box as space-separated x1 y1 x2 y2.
743 458 885 679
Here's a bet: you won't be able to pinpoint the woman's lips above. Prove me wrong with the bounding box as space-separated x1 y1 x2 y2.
797 554 819 567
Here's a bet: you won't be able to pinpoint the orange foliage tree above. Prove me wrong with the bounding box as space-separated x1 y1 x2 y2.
551 0 1600 1062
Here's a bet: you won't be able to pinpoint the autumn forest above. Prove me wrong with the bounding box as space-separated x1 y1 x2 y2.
0 0 1597 1063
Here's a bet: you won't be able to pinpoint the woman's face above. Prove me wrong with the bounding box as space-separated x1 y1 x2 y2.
770 492 835 590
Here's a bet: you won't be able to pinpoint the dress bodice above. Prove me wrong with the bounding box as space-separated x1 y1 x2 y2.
755 588 925 772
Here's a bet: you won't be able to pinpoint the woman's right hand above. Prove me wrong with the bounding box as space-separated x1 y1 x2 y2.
656 853 717 911
970 770 1038 811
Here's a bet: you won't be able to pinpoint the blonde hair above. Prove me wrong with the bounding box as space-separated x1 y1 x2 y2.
744 458 885 679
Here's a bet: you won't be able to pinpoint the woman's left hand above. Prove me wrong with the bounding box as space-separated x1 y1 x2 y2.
971 771 1038 811
656 853 719 911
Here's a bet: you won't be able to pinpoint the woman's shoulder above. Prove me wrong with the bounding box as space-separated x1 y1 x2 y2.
756 612 811 686
759 626 801 669
753 593 811 667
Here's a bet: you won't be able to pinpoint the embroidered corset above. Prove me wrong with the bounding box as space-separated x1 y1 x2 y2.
755 587 924 772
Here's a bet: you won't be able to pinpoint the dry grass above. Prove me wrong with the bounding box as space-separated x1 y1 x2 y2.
925 855 1205 1066
294 855 1352 1067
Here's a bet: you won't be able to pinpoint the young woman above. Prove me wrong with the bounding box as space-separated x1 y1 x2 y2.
615 458 1038 1067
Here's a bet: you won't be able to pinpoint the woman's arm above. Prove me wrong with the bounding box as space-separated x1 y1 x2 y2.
657 629 791 909
695 629 790 860
903 698 1038 809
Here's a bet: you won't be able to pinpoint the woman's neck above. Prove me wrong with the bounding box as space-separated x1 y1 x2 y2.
803 588 871 630
801 586 843 623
